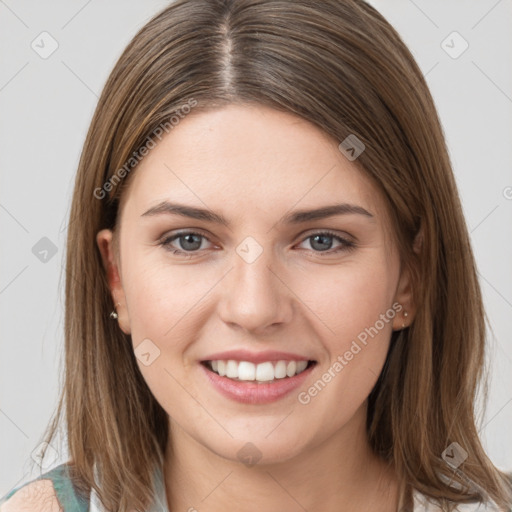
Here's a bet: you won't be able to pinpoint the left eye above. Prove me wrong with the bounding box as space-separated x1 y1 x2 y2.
297 232 354 253
159 231 354 256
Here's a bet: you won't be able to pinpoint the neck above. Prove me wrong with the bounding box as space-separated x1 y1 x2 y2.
163 404 399 511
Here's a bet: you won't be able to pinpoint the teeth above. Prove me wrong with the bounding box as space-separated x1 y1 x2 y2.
226 360 238 378
286 361 297 377
297 360 308 373
238 361 256 381
274 360 287 379
256 362 274 382
207 359 310 382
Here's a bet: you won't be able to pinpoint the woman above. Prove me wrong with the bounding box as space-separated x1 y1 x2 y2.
1 0 510 511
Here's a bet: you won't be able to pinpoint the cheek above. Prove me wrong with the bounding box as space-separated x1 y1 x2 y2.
292 255 399 415
294 254 398 347
121 258 213 411
124 259 208 342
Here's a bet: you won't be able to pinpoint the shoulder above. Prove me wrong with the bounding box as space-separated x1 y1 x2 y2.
0 463 89 512
0 478 61 512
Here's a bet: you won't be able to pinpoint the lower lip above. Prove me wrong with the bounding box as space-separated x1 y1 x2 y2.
200 363 315 404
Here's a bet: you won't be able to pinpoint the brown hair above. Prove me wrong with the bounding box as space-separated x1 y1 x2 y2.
37 0 511 510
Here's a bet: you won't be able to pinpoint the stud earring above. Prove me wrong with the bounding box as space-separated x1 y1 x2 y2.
402 310 408 329
109 303 121 320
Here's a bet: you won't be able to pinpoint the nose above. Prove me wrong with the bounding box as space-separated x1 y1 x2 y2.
217 246 294 334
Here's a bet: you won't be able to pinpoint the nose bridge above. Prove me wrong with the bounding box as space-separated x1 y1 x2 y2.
218 236 292 332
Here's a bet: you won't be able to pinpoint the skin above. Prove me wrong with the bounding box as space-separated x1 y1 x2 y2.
97 104 415 511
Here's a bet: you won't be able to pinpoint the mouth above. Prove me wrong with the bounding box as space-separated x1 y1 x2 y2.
201 359 317 383
199 350 318 404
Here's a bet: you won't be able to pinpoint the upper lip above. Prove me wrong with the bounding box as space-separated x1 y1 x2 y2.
201 349 315 364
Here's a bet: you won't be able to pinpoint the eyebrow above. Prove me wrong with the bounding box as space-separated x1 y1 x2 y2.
141 201 374 226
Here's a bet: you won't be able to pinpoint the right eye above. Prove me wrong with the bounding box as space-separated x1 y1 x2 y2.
159 231 215 256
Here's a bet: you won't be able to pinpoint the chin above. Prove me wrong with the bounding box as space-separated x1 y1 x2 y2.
202 429 313 468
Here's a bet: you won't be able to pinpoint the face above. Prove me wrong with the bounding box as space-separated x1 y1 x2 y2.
97 104 413 465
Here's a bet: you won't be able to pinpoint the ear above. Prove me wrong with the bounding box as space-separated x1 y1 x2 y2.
391 228 422 331
96 229 131 334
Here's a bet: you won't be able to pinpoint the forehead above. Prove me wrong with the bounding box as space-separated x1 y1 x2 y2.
118 104 387 224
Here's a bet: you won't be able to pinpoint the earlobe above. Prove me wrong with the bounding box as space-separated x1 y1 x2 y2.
96 229 131 334
392 265 415 331
392 304 412 332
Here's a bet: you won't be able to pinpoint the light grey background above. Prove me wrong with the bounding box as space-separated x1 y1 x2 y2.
1 0 511 495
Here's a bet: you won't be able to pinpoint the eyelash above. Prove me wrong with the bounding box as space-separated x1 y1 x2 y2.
158 230 356 257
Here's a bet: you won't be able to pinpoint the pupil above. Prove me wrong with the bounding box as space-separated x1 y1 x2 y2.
180 234 201 251
311 234 332 251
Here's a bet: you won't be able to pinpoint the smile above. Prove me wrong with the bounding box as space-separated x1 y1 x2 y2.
200 353 317 404
203 359 314 382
